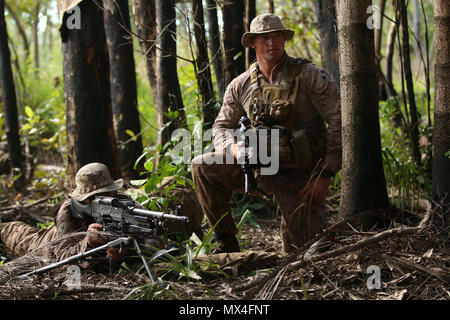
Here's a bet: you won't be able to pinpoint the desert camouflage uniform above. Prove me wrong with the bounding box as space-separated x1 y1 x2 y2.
0 199 91 260
192 53 342 253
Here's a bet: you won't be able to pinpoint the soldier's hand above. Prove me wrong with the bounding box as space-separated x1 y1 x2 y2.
106 247 127 260
86 223 107 247
298 177 331 205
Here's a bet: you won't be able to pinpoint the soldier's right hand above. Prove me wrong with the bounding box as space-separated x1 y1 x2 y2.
86 223 107 247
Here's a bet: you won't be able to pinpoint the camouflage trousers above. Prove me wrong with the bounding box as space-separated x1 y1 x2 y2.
0 221 60 258
191 152 327 253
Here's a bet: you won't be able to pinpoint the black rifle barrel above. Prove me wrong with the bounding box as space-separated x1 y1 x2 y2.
131 208 189 223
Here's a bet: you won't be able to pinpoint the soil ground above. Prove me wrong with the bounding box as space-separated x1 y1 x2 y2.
0 166 448 301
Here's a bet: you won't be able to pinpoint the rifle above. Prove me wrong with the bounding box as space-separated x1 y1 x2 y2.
238 116 269 202
18 195 189 282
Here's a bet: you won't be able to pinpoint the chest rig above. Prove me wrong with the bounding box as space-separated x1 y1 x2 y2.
246 58 311 168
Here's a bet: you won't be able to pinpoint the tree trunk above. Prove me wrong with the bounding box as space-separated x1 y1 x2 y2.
374 0 386 61
316 0 340 83
205 0 224 99
245 0 256 68
131 0 158 105
385 21 397 89
395 0 421 167
192 0 216 129
32 4 40 78
60 0 121 186
0 0 24 189
4 2 30 60
104 0 143 179
375 0 387 101
155 0 186 149
267 0 274 13
336 0 390 226
384 21 403 128
222 0 246 87
412 0 422 59
432 0 450 218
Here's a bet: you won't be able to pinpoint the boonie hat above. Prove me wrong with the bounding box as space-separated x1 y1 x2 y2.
69 162 123 201
241 13 295 48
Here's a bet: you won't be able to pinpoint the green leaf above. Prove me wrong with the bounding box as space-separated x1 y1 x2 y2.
129 179 147 186
25 106 35 118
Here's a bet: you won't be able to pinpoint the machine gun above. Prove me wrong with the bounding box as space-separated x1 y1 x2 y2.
18 195 189 282
238 116 270 202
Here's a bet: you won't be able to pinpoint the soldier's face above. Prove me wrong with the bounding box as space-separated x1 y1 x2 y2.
250 31 286 64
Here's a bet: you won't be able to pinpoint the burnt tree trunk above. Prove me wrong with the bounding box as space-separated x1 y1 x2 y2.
433 0 450 219
205 0 224 99
192 0 216 129
60 0 121 185
316 0 340 83
0 0 24 189
222 0 246 87
155 0 186 149
104 0 143 179
336 0 390 227
131 0 158 104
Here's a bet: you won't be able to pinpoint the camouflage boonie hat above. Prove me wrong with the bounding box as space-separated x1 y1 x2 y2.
241 13 295 48
69 162 123 201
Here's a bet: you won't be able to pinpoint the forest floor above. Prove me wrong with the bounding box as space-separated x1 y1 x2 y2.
0 165 449 301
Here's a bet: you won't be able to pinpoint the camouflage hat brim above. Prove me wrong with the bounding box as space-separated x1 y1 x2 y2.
69 178 123 202
241 29 294 48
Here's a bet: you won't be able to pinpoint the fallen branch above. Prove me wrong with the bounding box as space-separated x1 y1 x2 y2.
290 210 431 269
232 208 391 295
251 209 432 300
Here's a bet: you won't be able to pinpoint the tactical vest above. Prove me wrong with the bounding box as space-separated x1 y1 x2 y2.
246 58 315 169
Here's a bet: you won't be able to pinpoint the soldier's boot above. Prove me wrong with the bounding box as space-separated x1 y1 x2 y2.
211 233 240 254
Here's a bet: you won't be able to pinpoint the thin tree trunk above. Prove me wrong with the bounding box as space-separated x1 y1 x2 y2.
245 0 256 68
432 0 450 219
267 0 274 13
384 21 403 128
222 0 245 87
4 2 30 60
336 0 390 226
131 0 158 105
60 0 121 185
104 0 143 179
375 0 387 101
374 0 386 61
412 0 422 59
155 0 186 149
205 0 224 98
32 4 40 78
0 0 24 189
385 22 397 89
316 0 340 83
396 0 421 166
192 0 216 129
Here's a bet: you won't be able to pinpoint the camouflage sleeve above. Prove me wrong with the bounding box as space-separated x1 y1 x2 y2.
52 235 89 262
212 77 246 152
53 198 91 261
301 63 342 173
